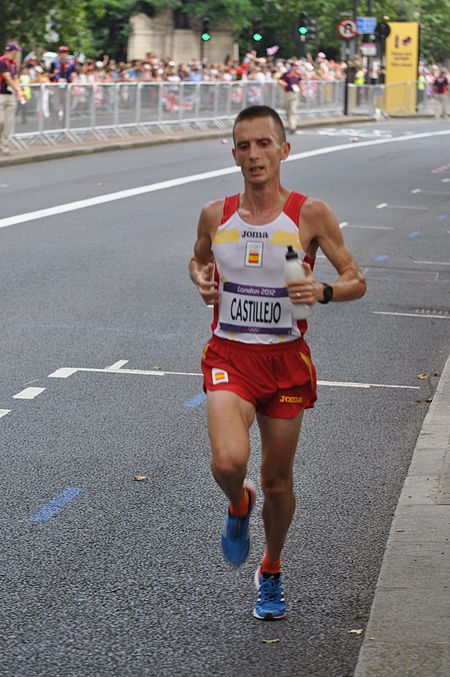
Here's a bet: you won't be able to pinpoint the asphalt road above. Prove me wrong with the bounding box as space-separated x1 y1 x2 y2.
0 119 449 677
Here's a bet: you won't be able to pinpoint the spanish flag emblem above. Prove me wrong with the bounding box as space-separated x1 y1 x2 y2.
212 368 229 385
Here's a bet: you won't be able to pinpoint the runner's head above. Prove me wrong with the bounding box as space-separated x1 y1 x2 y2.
233 106 286 146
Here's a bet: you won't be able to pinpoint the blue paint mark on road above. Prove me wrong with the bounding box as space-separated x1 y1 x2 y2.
184 392 207 408
437 214 448 220
28 488 84 523
375 254 390 261
408 231 421 238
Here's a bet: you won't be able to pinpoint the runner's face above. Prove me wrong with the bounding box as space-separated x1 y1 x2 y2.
232 116 290 185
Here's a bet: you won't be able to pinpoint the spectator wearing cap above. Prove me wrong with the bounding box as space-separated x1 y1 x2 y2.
49 46 76 120
50 46 76 83
278 61 302 134
0 41 24 155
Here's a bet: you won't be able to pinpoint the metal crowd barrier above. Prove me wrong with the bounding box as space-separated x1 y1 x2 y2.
347 80 448 116
12 80 345 149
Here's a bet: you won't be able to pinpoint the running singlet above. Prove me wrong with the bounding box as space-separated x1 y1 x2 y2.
211 191 315 345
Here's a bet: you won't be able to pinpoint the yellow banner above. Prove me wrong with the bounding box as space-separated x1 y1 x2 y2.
384 22 419 113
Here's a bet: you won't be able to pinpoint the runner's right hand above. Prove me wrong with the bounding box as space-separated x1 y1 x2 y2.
196 262 219 305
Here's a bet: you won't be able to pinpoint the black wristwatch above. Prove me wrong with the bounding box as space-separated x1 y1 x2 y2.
318 283 333 304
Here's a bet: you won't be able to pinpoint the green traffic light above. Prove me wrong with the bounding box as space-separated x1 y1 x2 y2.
253 32 262 41
201 32 211 41
298 26 308 35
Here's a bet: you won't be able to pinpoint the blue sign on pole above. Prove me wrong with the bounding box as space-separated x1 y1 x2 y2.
356 16 377 33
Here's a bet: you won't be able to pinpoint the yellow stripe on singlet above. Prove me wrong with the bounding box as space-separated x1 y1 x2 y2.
270 231 303 249
213 228 240 245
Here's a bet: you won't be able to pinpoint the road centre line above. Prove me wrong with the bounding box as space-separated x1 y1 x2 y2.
48 365 418 389
346 224 394 230
413 259 450 266
13 387 46 399
374 311 450 320
1 130 450 231
411 188 450 195
376 204 428 210
0 409 11 418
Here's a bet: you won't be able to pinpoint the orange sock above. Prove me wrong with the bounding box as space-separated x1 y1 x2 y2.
229 488 249 517
261 551 282 575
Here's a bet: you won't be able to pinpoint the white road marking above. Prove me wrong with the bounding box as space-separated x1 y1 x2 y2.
346 224 394 230
0 409 11 418
48 368 78 378
1 130 450 231
339 222 348 228
412 189 449 196
413 260 450 266
317 380 418 390
376 204 428 210
105 360 129 370
374 311 450 320
442 178 450 183
13 387 46 399
46 364 419 390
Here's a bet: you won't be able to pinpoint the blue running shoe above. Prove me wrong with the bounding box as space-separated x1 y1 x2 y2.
220 481 255 566
253 567 286 620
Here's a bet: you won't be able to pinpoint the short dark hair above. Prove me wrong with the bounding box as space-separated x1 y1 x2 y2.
233 105 286 144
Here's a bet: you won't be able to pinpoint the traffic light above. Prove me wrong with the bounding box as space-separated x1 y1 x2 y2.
252 17 263 42
201 17 211 41
298 11 309 37
375 21 391 40
240 26 251 42
307 18 318 42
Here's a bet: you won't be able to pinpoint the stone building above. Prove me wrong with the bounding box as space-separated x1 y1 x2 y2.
127 9 238 62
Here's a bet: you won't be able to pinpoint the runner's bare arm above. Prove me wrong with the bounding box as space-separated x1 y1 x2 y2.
189 200 224 305
287 198 366 305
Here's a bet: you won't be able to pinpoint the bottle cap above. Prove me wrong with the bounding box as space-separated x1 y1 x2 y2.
285 245 298 260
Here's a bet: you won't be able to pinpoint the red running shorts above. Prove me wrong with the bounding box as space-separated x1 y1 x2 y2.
201 335 317 418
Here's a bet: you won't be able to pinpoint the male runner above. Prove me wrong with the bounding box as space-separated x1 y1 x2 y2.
189 105 366 620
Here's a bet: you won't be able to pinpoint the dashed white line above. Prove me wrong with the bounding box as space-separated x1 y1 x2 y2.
376 204 428 210
46 365 419 390
48 368 78 378
13 387 46 399
374 311 450 320
105 360 129 370
346 224 394 230
0 409 11 418
413 260 450 266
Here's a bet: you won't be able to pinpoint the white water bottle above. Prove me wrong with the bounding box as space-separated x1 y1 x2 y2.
284 245 314 320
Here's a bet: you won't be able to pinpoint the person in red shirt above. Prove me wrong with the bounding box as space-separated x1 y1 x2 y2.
433 69 448 119
0 41 24 155
278 62 302 134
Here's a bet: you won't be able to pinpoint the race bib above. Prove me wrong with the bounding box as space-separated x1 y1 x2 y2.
219 281 293 335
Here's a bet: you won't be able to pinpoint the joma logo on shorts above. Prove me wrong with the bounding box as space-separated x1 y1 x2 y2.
279 395 303 403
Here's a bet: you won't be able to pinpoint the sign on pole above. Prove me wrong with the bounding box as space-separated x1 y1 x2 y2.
384 22 420 113
338 18 357 40
356 17 377 34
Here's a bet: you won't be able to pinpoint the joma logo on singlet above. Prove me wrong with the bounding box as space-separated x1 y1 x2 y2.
279 395 303 403
242 231 268 238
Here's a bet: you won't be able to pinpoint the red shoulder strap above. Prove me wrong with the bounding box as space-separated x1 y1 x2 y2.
221 193 240 224
283 191 308 227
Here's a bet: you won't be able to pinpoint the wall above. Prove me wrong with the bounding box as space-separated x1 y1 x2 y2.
128 10 238 63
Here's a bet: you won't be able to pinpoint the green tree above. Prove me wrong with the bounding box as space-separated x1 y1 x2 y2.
418 0 450 63
0 0 102 56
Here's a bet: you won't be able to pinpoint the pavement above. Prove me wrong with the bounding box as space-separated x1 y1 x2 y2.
2 113 449 677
